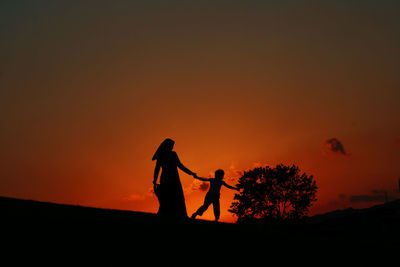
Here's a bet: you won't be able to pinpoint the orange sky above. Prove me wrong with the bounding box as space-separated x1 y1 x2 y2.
1 1 400 222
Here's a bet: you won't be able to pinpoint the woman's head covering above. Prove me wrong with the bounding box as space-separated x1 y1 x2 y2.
152 138 175 161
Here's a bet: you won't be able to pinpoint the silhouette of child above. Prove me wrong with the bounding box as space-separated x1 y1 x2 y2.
191 169 239 222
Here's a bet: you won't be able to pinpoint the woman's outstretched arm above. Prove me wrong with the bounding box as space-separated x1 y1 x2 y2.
175 153 196 176
193 176 211 182
153 161 161 184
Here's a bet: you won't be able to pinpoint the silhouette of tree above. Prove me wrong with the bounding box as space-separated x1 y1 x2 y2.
229 164 317 222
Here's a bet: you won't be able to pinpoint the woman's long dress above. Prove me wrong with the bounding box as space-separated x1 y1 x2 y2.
157 151 187 217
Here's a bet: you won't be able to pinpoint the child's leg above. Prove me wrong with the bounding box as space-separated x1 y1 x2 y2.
192 194 212 218
212 199 220 222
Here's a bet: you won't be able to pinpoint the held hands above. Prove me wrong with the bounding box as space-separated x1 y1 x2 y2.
191 173 198 179
153 180 159 190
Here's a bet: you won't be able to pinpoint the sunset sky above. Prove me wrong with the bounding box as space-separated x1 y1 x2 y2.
1 0 399 222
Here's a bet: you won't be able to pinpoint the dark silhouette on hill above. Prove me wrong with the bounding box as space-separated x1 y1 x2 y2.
1 196 399 250
230 164 317 221
191 169 239 221
152 138 196 217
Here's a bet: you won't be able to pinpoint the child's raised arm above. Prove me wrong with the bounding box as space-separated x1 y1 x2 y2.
223 181 240 191
193 174 211 182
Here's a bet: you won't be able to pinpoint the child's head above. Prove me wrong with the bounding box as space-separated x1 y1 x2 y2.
215 169 225 179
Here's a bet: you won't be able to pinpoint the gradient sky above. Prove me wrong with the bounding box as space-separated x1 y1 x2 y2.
1 0 399 222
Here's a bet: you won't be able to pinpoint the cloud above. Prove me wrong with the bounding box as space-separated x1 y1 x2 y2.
348 189 399 204
323 138 349 156
184 179 209 194
319 188 400 214
227 162 243 182
123 187 155 202
199 182 209 191
349 194 387 203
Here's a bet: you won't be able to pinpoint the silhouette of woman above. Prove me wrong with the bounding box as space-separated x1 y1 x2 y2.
152 138 196 217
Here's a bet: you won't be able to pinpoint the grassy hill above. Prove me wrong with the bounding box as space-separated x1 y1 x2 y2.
2 196 399 251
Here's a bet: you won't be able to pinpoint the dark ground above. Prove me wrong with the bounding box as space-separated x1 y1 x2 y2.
2 195 399 259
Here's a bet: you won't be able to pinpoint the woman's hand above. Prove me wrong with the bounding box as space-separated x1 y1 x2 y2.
153 183 160 197
153 181 159 191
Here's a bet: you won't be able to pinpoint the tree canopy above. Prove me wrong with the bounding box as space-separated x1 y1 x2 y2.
229 164 317 221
